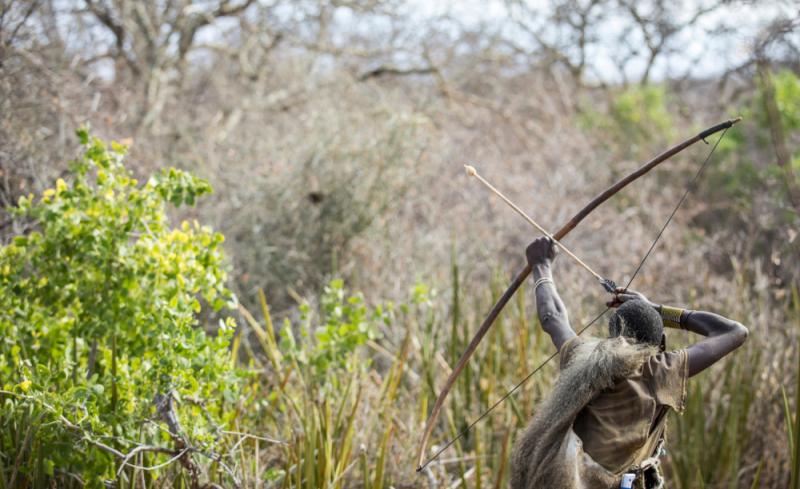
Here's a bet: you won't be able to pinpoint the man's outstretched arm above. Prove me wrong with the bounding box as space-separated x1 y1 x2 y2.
526 237 576 351
611 289 748 377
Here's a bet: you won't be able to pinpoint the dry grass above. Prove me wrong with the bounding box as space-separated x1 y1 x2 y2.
222 264 797 488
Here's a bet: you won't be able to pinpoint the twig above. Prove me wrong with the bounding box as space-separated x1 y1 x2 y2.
422 465 437 489
424 455 489 467
116 445 181 476
54 469 85 485
366 340 421 382
447 466 476 489
0 390 189 479
358 65 436 81
191 449 241 488
155 391 202 487
328 456 360 488
220 430 286 445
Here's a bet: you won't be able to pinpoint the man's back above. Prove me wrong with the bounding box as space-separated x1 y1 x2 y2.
560 337 689 472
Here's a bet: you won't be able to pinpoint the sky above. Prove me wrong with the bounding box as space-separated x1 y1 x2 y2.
402 0 799 83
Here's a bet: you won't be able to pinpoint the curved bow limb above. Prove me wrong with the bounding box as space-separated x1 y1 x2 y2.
415 117 741 471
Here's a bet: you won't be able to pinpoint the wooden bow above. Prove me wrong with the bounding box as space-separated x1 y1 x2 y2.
416 118 742 471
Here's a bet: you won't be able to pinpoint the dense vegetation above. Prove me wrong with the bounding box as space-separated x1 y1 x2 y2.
1 1 799 488
1 132 239 486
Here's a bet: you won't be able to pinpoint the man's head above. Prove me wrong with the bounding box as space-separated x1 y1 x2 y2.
608 300 664 346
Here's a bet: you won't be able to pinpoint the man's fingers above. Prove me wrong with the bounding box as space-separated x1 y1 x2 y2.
608 293 638 305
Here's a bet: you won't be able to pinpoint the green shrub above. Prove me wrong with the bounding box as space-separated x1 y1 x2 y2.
760 69 800 132
579 84 674 155
238 279 408 488
0 130 240 486
721 68 800 206
610 85 674 141
281 278 384 384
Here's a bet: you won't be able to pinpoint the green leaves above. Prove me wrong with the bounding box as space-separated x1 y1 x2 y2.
76 126 89 145
578 84 675 154
765 69 800 132
0 131 240 481
151 167 213 207
282 279 384 383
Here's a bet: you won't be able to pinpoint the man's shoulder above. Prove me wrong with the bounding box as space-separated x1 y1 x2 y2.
557 335 584 369
645 348 689 375
643 348 689 412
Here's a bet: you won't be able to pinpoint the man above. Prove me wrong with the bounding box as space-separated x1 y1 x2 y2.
510 237 748 489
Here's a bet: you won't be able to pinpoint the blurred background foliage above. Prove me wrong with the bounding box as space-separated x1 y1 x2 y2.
0 0 799 487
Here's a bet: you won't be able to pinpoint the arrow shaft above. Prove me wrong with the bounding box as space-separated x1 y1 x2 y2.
466 166 605 282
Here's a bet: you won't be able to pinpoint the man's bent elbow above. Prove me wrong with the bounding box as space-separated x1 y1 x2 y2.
540 311 568 334
731 322 749 348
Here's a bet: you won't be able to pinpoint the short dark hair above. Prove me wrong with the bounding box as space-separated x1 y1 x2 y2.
608 300 663 346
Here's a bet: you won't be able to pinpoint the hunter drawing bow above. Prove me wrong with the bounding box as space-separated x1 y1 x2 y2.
416 117 742 472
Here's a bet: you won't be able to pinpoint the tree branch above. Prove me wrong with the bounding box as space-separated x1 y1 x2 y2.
358 65 436 81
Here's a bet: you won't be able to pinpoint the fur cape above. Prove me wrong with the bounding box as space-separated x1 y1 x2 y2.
510 337 658 489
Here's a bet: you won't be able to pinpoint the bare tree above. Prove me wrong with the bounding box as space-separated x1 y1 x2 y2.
505 0 728 85
77 0 256 128
615 0 722 84
506 0 609 85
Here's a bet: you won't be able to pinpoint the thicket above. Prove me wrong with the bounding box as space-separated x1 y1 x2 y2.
2 77 799 485
0 132 240 486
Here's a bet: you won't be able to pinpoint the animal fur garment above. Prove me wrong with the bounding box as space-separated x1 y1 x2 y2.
510 337 658 489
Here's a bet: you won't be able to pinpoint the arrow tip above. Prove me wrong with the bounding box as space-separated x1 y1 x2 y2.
464 164 477 177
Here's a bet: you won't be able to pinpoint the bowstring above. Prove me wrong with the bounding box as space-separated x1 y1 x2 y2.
417 127 730 472
621 126 730 291
419 308 610 470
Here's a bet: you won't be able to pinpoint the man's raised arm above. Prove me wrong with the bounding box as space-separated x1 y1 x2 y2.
526 237 576 351
610 289 748 377
674 310 748 377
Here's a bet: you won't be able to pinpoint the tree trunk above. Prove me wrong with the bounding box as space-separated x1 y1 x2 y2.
758 60 800 215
